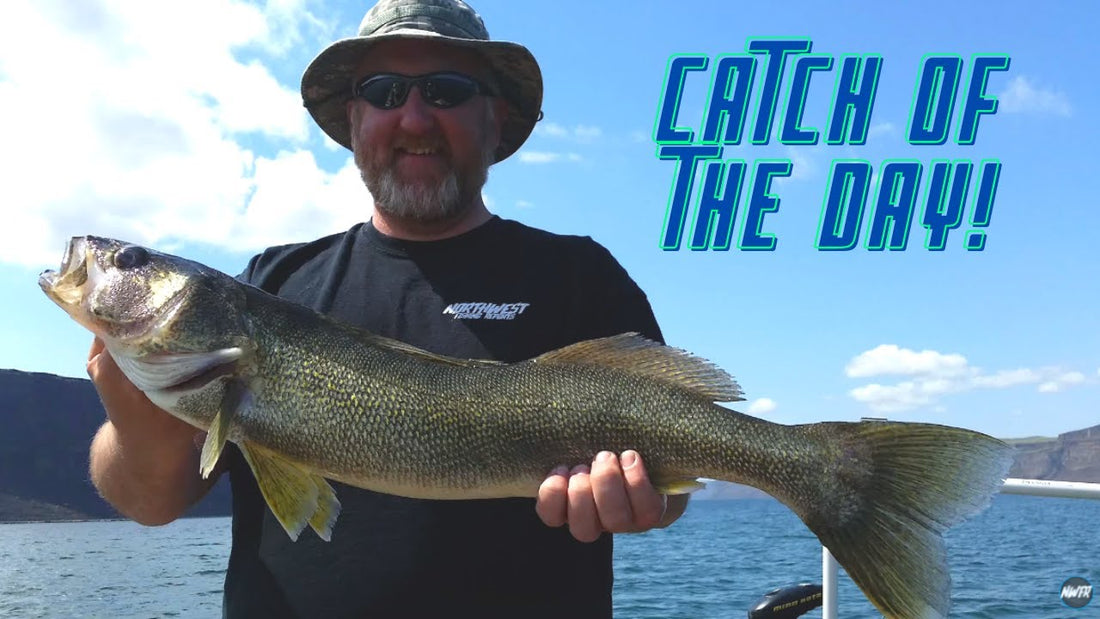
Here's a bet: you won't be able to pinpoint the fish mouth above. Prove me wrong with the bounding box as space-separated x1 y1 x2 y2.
39 237 90 306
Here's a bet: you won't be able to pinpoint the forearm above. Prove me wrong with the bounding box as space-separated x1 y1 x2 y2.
86 338 217 525
89 419 212 525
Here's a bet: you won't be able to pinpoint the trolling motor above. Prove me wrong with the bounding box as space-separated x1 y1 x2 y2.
748 583 824 618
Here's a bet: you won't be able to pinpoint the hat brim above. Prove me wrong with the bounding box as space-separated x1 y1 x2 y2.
301 32 543 162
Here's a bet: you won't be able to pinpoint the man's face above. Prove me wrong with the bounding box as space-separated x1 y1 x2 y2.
347 39 505 223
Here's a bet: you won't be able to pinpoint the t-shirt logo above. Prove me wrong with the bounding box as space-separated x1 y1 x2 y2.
442 302 530 321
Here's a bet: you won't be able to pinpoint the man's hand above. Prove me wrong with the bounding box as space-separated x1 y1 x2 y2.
88 338 188 437
87 337 216 525
535 450 688 542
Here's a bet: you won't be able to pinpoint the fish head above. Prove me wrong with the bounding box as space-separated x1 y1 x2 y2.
38 235 250 359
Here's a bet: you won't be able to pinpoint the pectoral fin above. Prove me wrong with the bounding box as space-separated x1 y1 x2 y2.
199 379 250 479
238 441 342 541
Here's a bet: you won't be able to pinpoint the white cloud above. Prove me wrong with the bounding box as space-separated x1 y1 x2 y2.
535 122 569 138
850 381 935 413
845 344 968 378
769 147 815 189
1064 371 1087 384
519 152 561 164
998 75 1072 117
0 0 363 267
516 200 534 209
573 125 602 141
533 122 602 142
970 368 1040 389
846 344 1090 413
746 398 776 415
867 122 895 139
1036 371 1086 394
518 151 583 164
226 153 371 249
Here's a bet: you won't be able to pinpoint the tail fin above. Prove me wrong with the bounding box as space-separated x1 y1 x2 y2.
797 421 1012 619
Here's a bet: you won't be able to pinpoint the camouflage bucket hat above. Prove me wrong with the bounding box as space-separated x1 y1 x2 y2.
301 0 543 162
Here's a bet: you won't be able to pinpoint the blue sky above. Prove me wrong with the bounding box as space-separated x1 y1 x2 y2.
2 0 1096 439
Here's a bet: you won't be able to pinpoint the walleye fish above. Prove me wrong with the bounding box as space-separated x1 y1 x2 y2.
40 235 1012 619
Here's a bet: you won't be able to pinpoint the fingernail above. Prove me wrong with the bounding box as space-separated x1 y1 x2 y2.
596 451 614 463
550 465 569 476
621 450 638 468
570 464 590 476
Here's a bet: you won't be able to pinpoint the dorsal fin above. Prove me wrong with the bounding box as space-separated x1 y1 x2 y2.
364 332 504 368
346 326 503 368
533 333 744 402
259 288 504 369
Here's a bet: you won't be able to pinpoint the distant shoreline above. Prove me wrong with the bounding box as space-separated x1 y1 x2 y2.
0 495 786 525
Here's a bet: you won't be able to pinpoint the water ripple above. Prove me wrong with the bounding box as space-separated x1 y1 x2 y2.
0 497 1094 617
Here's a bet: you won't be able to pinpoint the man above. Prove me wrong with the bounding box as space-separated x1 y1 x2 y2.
86 0 688 616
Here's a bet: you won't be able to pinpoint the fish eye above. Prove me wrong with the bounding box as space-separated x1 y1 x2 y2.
113 245 150 270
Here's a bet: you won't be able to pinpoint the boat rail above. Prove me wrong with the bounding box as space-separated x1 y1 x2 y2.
820 478 1100 618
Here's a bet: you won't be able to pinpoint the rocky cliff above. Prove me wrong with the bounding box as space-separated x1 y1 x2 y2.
1007 425 1100 483
0 369 230 521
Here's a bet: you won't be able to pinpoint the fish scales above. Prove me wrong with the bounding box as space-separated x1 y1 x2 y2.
240 287 795 498
40 235 1014 619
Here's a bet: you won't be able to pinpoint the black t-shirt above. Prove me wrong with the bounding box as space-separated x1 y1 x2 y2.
221 216 663 619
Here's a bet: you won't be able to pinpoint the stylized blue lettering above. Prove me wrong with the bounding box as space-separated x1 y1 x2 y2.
922 160 972 250
701 56 756 144
817 161 872 250
739 160 792 250
908 56 963 145
965 160 1001 251
957 55 1011 145
658 145 723 250
748 39 813 144
691 161 747 250
866 161 922 251
826 55 883 145
654 55 709 144
781 54 833 144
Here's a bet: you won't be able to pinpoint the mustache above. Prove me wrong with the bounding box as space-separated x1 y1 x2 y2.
391 138 450 156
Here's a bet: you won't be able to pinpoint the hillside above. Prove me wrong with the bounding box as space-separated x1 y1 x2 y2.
0 368 1095 518
0 369 230 522
1007 425 1100 482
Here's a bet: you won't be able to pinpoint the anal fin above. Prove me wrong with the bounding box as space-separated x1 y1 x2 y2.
238 441 342 541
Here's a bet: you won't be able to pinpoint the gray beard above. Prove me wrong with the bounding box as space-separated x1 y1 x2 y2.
361 148 493 223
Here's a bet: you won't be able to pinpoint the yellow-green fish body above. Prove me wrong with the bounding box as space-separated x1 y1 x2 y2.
40 236 1013 619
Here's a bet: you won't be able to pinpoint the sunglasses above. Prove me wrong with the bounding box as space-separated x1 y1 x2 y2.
352 72 495 110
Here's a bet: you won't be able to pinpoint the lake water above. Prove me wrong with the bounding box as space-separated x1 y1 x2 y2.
0 495 1096 618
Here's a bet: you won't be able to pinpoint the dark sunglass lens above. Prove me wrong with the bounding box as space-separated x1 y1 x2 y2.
360 76 409 109
421 75 479 108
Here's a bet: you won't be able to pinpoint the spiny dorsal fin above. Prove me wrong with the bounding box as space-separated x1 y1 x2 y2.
533 333 743 402
366 334 504 368
332 320 503 368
